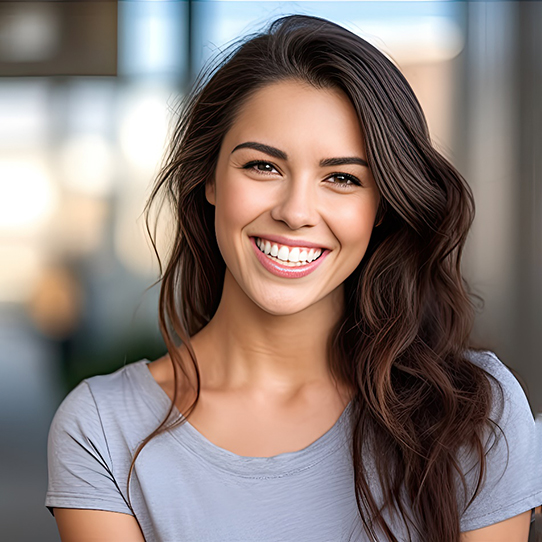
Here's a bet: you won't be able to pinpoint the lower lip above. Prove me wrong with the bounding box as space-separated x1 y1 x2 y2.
249 237 330 279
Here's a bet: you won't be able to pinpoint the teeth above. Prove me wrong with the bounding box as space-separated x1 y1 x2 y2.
288 247 300 262
255 237 323 264
277 246 289 261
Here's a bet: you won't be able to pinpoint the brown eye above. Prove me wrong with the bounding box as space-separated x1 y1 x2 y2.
242 160 279 174
242 160 361 190
326 173 362 189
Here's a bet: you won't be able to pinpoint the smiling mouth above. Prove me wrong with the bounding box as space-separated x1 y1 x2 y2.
253 236 324 267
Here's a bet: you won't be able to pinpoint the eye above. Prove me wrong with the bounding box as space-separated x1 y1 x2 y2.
241 160 362 190
325 172 362 190
242 160 280 175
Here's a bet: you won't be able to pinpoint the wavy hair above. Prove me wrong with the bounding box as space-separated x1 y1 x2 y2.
128 14 507 541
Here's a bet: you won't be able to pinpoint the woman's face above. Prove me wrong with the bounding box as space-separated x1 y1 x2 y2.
207 79 381 316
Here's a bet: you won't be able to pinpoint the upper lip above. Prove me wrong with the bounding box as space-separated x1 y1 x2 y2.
252 234 331 250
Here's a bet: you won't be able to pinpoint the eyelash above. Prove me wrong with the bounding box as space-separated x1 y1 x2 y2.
241 160 362 190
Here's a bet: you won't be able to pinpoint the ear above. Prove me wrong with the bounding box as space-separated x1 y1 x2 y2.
205 179 216 206
373 200 386 228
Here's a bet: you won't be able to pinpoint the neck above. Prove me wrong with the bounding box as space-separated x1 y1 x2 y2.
188 269 346 398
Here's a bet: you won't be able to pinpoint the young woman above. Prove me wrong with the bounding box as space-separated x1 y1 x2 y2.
45 14 541 542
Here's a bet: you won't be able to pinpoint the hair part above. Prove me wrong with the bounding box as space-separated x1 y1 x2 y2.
130 14 506 541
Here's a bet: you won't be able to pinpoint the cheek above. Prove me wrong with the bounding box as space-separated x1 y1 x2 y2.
332 200 377 257
215 177 264 231
213 177 267 267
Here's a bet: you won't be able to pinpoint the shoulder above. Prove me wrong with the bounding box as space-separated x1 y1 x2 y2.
464 349 534 423
457 349 541 531
53 361 142 411
45 362 149 517
49 376 101 441
466 348 523 384
48 360 157 450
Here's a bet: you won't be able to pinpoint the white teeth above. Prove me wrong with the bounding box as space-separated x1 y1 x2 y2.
254 237 324 265
277 246 289 261
288 247 300 262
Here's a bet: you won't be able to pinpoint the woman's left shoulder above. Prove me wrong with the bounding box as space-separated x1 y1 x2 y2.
465 348 524 383
457 349 542 532
464 349 535 423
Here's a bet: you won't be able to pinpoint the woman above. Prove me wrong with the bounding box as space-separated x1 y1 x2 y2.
45 14 541 542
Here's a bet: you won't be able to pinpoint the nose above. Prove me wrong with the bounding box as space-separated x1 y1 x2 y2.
269 175 320 230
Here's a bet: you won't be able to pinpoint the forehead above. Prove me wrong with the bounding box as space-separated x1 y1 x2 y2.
225 80 366 155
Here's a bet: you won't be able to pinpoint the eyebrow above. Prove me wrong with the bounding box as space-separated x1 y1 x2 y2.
231 141 368 168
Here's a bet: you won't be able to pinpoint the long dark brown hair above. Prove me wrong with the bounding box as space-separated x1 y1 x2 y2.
128 14 508 541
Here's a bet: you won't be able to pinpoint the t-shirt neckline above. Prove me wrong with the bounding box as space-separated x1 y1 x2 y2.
133 358 353 477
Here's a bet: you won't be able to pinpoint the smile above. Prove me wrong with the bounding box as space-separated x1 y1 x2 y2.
250 236 330 279
255 237 323 265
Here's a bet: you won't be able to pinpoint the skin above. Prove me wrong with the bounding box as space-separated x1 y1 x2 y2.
143 80 381 460
53 80 535 541
195 79 380 400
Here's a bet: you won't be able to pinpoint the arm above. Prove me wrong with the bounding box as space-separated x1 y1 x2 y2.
46 382 140 536
54 509 146 542
460 509 531 542
457 352 542 538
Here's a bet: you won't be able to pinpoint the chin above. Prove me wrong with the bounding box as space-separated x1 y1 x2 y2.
252 291 320 316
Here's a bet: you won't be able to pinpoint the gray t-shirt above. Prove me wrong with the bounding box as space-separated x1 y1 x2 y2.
45 350 542 541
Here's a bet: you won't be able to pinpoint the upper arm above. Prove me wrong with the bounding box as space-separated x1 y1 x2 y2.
46 381 134 520
54 508 145 542
460 509 531 542
458 352 542 532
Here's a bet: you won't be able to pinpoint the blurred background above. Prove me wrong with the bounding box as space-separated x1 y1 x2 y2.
0 1 540 540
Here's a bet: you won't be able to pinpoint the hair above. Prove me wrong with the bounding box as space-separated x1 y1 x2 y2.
128 14 509 541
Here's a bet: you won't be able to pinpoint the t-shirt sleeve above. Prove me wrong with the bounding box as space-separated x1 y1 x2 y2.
459 351 542 532
45 380 133 517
